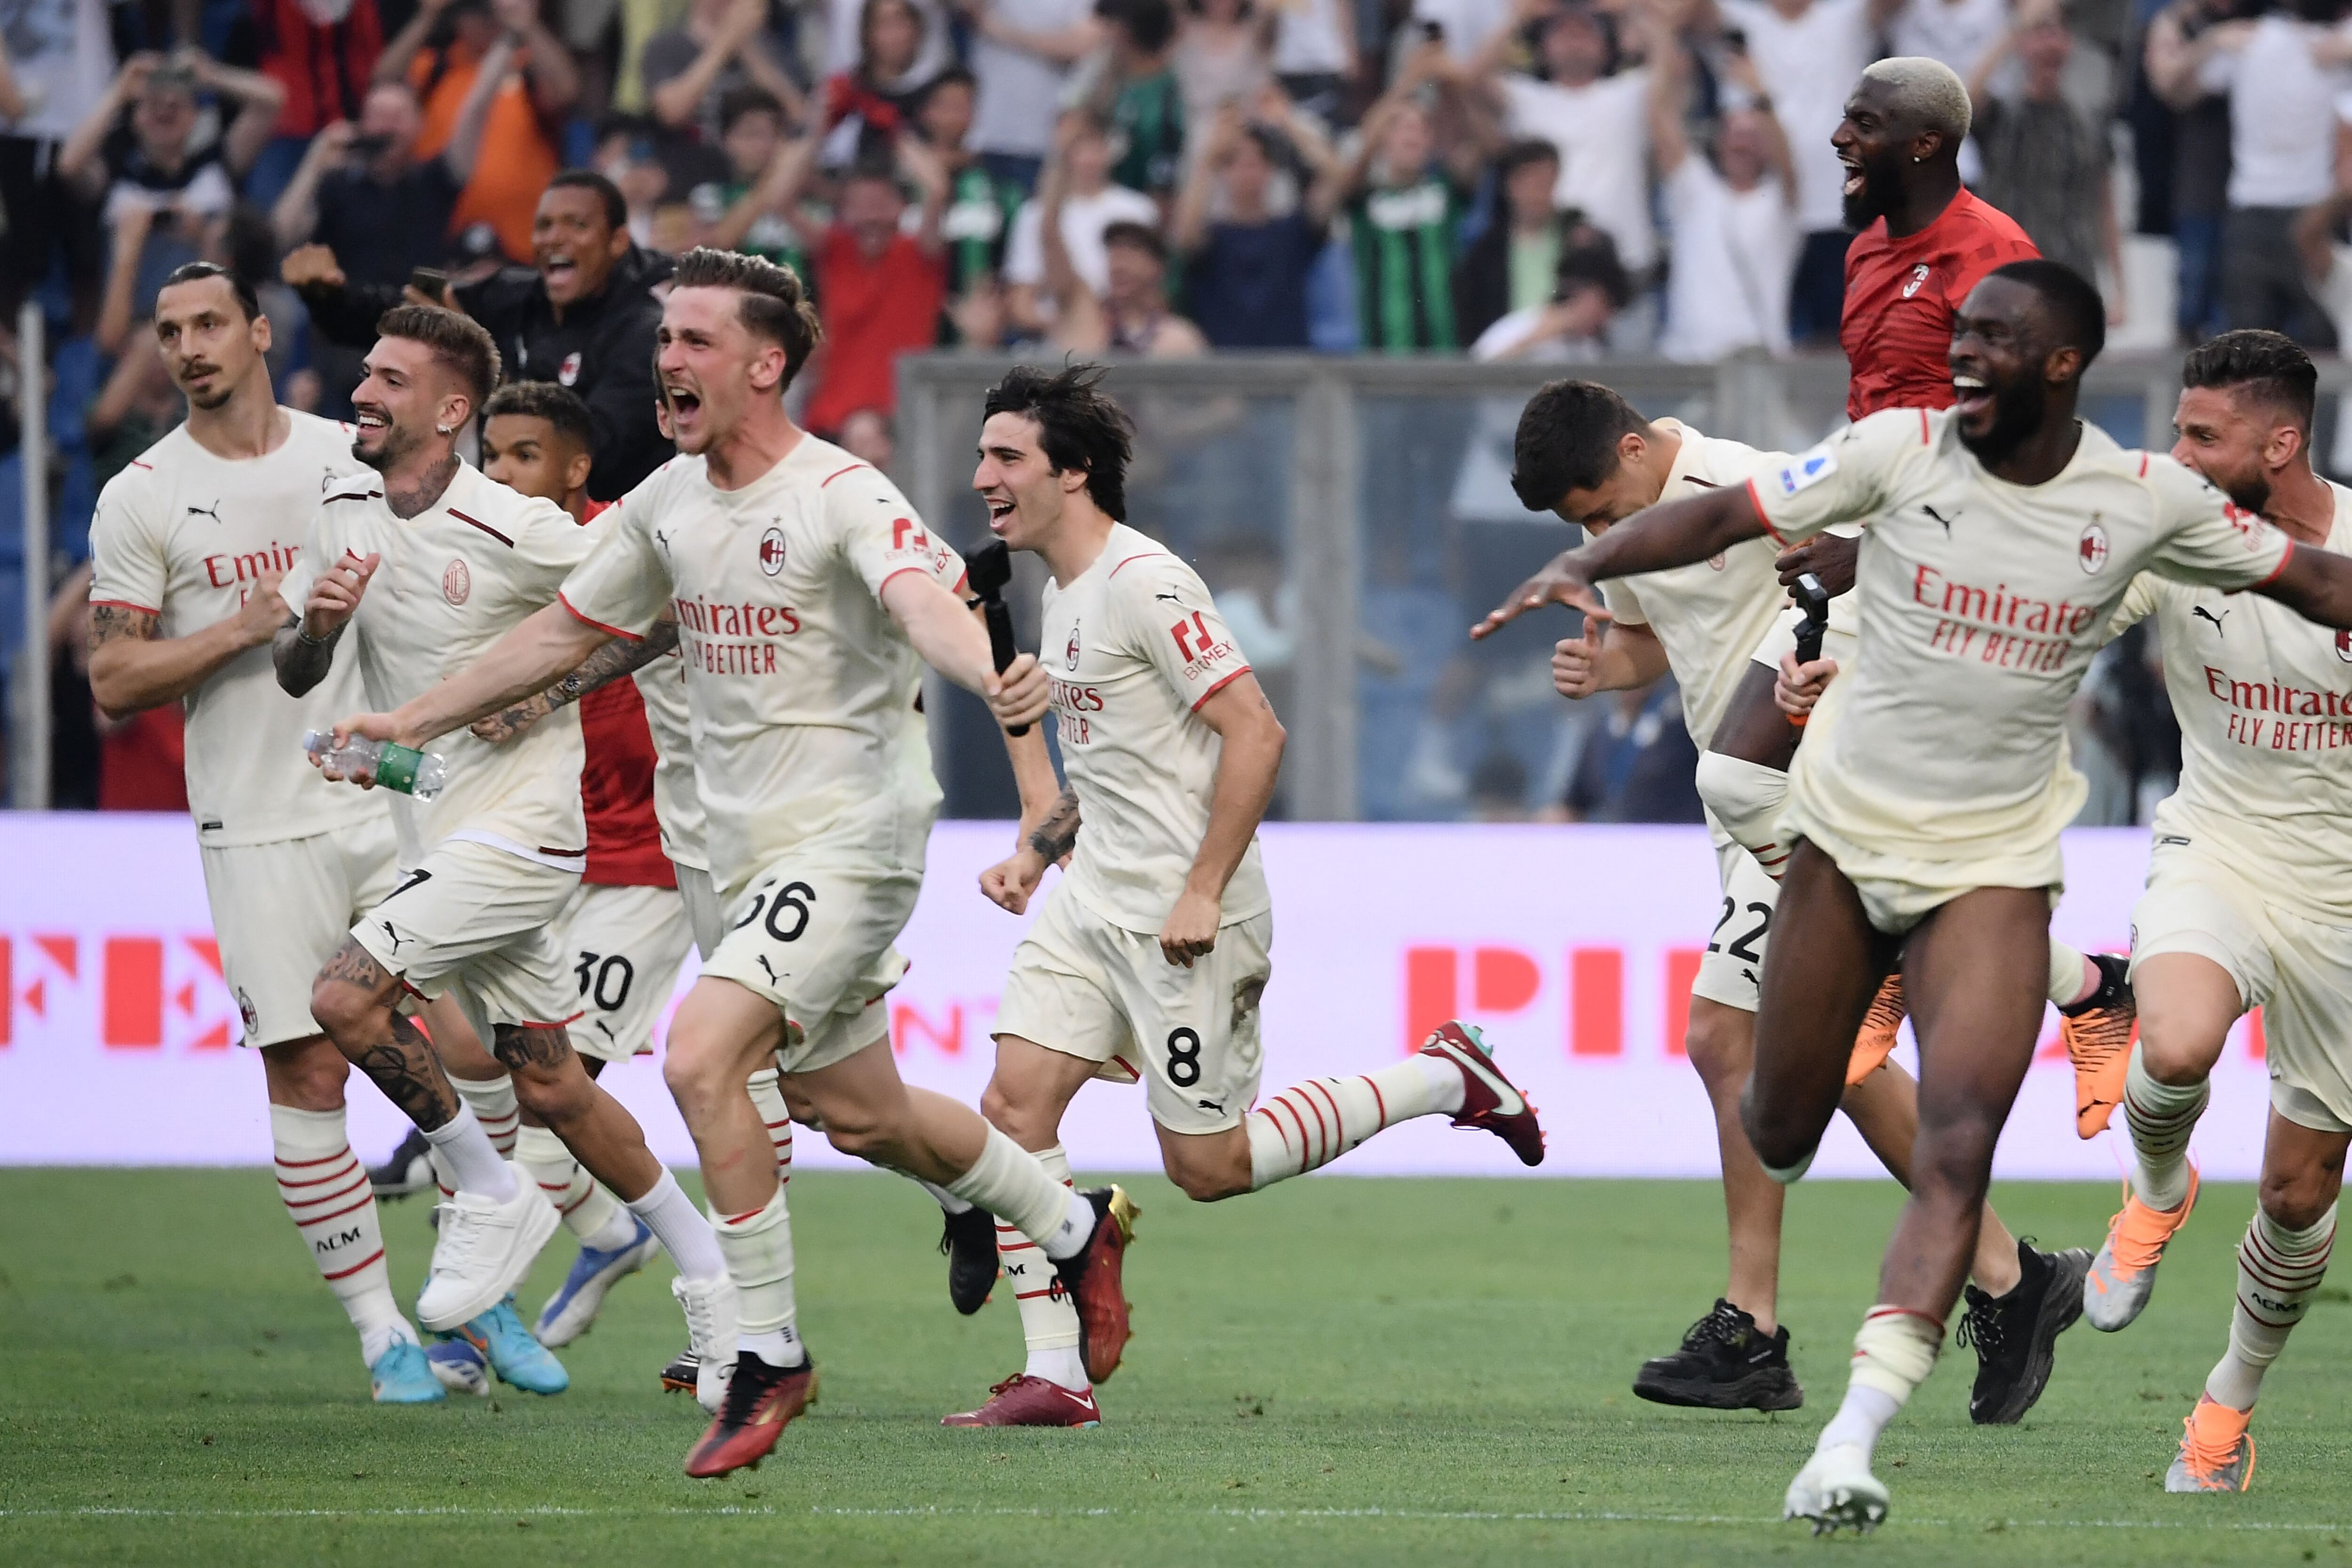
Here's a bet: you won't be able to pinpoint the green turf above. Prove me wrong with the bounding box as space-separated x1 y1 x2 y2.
7 1170 2352 1566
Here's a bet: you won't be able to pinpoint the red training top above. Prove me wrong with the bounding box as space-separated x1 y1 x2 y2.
575 497 674 889
1841 189 2039 422
803 227 946 434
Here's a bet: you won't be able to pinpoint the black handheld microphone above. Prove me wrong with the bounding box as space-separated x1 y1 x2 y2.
1789 571 1829 729
965 541 1029 738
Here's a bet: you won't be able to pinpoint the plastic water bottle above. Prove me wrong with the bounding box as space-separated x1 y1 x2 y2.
303 731 447 800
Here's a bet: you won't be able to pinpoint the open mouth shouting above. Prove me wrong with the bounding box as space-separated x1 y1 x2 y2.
1840 150 1865 201
1951 372 1994 422
984 494 1016 534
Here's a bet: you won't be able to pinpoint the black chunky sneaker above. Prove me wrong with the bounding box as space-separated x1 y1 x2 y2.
1957 1238 2092 1425
1633 1298 1804 1411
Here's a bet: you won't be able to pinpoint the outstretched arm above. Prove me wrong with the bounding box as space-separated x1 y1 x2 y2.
2257 541 2352 628
1472 482 1770 637
471 613 679 742
335 599 615 748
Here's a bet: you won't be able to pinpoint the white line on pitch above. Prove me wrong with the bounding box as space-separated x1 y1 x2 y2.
6 1504 2352 1532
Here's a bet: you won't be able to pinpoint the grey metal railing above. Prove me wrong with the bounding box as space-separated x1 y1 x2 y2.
900 350 2333 823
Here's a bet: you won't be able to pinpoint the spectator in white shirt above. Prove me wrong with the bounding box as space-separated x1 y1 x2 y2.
1474 0 1655 276
1645 5 1795 359
1268 0 1358 118
1002 106 1160 329
2190 0 2352 344
958 0 1106 192
1714 0 1897 343
1881 0 2011 181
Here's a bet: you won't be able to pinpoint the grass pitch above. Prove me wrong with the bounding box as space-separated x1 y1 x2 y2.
8 1170 2352 1566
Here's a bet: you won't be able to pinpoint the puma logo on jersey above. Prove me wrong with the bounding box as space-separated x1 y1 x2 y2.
1922 504 1957 534
2195 605 2228 635
1195 1098 1226 1114
186 500 223 525
379 922 407 955
1155 592 1184 604
758 954 780 986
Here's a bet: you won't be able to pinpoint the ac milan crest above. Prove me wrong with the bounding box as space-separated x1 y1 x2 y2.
2077 523 2109 574
443 558 471 604
1066 622 1082 669
1901 263 1931 299
759 526 787 576
2336 629 2352 664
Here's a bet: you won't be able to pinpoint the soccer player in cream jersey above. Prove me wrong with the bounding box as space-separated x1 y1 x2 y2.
1507 379 2103 1425
272 305 735 1407
2050 333 2352 1492
328 249 1141 1480
1468 260 2352 1531
947 366 1546 1428
83 261 482 1404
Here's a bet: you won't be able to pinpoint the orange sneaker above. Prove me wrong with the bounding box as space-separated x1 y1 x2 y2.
2060 954 2136 1138
2085 1168 2199 1331
1844 975 1905 1085
2165 1395 2255 1492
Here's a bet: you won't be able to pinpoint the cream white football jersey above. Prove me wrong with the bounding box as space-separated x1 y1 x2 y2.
2112 481 2352 923
280 460 602 869
559 438 964 897
88 410 383 846
1752 408 2291 887
1039 523 1269 934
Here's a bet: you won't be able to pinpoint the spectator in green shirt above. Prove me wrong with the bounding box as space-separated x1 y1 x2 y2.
1091 0 1187 198
696 86 815 284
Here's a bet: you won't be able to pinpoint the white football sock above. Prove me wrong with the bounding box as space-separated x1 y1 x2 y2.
270 1104 415 1366
712 1183 806 1368
1245 1057 1463 1189
420 1103 518 1201
2046 942 2096 1008
2207 1203 2336 1411
627 1168 725 1282
1693 751 1793 879
2124 1043 2208 1212
1816 1306 1942 1459
745 1068 795 1182
448 1073 518 1157
947 1124 1097 1258
1001 1145 1086 1390
514 1123 636 1251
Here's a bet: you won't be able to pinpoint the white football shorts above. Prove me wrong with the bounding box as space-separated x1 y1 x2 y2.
201 811 402 1048
699 855 916 1074
994 886 1272 1137
353 838 580 1032
2131 839 2352 1135
561 880 697 1063
1692 814 1777 1014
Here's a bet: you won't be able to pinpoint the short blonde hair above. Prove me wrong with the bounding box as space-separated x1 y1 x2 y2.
1860 56 1972 146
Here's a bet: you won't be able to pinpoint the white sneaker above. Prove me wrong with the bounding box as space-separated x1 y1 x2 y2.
415 1170 559 1333
1783 1442 1889 1535
672 1274 739 1414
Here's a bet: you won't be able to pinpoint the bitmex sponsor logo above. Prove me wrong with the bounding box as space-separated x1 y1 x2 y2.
0 932 242 1050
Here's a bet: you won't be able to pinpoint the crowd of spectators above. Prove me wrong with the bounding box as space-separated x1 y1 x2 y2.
3 0 2349 811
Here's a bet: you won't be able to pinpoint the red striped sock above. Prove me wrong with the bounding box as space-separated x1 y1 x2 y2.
747 1068 794 1185
270 1104 411 1366
1243 1059 1451 1190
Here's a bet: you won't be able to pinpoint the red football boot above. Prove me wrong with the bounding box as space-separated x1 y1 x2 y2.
1418 1020 1545 1166
682 1352 818 1478
941 1375 1103 1428
1053 1186 1140 1385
